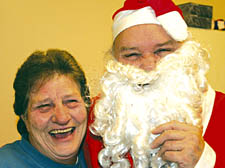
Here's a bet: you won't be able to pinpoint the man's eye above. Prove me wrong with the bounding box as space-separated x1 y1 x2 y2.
36 104 52 112
123 53 141 58
154 48 173 56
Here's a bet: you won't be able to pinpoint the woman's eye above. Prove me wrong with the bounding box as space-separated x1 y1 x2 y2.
36 104 52 112
64 99 78 108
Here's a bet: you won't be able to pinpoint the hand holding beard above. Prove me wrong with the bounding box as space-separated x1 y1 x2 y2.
90 41 209 168
151 121 204 168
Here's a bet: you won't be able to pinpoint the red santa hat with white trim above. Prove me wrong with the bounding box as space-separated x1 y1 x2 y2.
112 0 188 41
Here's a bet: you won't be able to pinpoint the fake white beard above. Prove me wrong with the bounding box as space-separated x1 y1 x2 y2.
90 41 210 168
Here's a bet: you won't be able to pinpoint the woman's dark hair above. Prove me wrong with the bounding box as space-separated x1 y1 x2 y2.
13 49 91 137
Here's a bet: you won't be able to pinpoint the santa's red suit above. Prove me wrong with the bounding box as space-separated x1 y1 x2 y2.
204 91 225 167
84 90 225 168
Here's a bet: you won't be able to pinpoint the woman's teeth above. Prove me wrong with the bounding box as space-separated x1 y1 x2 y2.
49 127 75 137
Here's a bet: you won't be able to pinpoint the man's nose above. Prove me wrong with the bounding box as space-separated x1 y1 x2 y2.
52 104 70 125
139 53 160 71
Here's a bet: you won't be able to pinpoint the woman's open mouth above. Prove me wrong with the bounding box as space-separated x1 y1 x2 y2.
49 127 76 139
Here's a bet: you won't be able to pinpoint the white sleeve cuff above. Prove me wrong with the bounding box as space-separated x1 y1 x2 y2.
195 142 216 168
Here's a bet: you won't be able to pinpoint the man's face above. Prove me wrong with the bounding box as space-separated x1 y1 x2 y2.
114 24 180 71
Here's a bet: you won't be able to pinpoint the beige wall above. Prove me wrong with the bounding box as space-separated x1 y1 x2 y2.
0 0 224 147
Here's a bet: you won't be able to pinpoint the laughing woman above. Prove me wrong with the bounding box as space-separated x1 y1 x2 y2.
0 49 92 168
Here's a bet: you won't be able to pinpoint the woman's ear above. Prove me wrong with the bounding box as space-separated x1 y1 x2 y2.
20 114 30 133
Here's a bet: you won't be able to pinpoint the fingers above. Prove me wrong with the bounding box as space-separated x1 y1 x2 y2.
156 138 204 168
150 121 205 168
151 130 185 149
160 148 201 168
152 120 202 134
157 140 183 156
151 122 203 149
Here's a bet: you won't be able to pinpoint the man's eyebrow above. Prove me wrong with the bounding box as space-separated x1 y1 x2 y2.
119 47 138 52
156 40 175 47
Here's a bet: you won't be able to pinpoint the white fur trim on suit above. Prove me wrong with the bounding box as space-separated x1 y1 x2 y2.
195 142 216 168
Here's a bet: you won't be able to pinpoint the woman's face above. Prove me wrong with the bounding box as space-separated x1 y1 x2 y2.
23 74 87 164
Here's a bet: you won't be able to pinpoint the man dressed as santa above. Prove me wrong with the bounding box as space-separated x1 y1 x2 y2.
85 0 225 167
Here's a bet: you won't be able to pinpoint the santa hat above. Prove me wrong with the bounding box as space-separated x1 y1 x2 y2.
112 0 188 41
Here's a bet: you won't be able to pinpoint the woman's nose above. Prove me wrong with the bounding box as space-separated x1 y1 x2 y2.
52 104 70 125
139 53 160 71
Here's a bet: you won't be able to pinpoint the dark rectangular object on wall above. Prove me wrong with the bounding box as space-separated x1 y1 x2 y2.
178 3 213 29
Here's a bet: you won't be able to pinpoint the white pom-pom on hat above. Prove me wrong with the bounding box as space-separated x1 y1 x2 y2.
112 0 188 41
